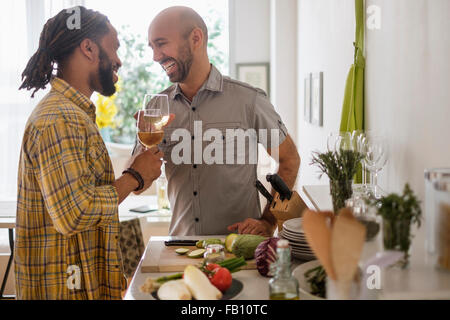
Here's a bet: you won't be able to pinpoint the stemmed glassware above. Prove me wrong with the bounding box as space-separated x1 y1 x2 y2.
136 94 170 149
327 130 370 196
363 134 388 199
327 132 352 152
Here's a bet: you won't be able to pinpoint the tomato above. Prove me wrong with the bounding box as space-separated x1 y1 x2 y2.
205 263 221 272
209 267 232 292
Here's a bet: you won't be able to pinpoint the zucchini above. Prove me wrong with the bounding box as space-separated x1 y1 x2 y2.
187 248 206 258
175 248 190 255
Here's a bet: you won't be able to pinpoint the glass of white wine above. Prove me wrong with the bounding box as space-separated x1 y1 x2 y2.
137 94 170 149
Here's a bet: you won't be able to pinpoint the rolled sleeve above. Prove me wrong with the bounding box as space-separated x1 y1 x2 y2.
36 120 118 236
253 90 288 149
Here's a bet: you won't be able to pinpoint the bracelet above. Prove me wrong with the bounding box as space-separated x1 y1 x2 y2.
122 168 145 192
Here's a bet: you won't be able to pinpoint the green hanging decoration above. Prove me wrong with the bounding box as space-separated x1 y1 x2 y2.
339 0 366 183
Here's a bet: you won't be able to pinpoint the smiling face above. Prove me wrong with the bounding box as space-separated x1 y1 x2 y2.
90 23 122 96
148 18 194 83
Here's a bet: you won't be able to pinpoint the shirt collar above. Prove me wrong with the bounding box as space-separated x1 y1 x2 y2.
51 77 97 122
171 64 224 100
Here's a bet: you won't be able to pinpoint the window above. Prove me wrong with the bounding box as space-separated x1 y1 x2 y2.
0 0 229 200
86 0 229 144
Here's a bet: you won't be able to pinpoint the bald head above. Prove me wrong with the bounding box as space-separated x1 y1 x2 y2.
150 6 208 46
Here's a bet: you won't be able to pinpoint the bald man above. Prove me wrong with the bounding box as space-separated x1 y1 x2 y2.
146 6 300 236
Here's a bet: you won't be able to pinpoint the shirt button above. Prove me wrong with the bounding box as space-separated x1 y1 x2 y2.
192 107 196 112
192 135 195 140
195 218 200 222
115 265 120 269
193 191 198 196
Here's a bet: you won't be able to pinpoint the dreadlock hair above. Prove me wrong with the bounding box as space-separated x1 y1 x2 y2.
19 6 110 97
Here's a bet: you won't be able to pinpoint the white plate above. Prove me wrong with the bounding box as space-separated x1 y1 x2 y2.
281 235 311 247
292 260 325 300
292 252 316 261
280 230 306 239
153 279 244 300
280 230 306 240
290 244 314 251
281 233 307 243
281 234 309 246
283 218 303 233
292 249 315 256
287 239 312 248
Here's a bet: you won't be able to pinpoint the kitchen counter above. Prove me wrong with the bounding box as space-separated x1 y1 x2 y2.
125 187 450 300
124 235 305 300
302 185 450 299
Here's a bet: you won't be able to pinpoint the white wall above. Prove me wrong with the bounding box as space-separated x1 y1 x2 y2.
296 0 450 203
230 0 298 140
296 0 356 189
365 0 450 200
270 0 298 141
229 0 271 77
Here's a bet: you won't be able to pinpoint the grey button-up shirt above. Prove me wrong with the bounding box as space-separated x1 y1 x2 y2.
158 65 288 236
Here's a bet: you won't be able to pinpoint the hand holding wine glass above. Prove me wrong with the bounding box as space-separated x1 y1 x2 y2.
137 94 170 150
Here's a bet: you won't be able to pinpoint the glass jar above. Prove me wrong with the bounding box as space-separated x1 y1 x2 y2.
345 196 380 241
424 168 450 253
431 179 450 271
330 179 353 214
203 244 225 264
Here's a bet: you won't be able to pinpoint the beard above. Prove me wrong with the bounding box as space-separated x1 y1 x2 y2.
165 42 193 83
90 46 116 97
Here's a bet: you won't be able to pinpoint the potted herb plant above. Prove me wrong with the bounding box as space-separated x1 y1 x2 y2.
371 183 422 268
311 150 364 214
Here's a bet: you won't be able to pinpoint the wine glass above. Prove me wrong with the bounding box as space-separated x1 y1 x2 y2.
136 94 170 150
352 130 367 193
363 134 388 199
327 131 352 152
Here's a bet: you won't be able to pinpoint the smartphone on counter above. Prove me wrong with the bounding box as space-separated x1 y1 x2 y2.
129 205 157 213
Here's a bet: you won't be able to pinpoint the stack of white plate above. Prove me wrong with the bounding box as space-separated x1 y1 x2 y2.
280 218 316 261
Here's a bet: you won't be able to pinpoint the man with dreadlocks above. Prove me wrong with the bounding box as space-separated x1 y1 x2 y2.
15 6 165 299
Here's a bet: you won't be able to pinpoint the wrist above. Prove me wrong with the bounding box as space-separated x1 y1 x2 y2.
122 168 145 191
261 218 276 235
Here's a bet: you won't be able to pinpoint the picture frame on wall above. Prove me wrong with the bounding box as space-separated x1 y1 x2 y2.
304 73 312 123
311 72 323 127
236 63 270 97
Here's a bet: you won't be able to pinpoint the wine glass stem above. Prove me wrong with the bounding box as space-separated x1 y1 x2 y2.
372 172 378 197
362 163 366 187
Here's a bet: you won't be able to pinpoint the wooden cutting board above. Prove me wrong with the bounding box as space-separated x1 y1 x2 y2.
141 239 257 273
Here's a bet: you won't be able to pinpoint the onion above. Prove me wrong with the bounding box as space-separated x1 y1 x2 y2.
254 237 280 277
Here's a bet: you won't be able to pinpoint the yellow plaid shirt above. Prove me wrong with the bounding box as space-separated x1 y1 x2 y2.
15 78 127 300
